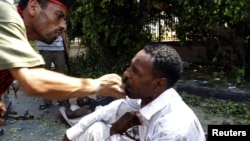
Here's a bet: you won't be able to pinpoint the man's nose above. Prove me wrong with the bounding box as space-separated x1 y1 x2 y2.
60 20 67 31
123 68 130 79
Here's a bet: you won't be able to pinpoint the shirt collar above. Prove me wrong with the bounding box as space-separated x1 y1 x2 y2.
139 88 181 120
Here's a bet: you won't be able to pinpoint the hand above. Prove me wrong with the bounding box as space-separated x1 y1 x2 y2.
0 102 6 125
110 111 141 136
96 73 126 99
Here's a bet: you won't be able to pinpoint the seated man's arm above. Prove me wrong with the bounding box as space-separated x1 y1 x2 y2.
110 111 141 136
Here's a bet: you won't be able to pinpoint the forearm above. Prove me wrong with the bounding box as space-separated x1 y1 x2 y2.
10 67 98 99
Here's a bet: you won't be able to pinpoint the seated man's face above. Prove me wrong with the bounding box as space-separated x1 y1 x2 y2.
122 50 156 100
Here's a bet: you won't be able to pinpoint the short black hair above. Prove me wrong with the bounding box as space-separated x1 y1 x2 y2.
144 44 183 88
18 0 74 10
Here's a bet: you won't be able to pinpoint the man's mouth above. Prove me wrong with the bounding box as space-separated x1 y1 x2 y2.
55 32 60 37
122 78 131 95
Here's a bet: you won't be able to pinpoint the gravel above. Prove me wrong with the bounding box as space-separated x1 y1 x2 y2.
0 89 68 141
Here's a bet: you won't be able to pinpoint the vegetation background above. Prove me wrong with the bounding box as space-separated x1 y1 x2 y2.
64 0 250 127
5 1 249 139
65 0 250 85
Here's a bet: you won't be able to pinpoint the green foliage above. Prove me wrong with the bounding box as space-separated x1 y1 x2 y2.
67 0 151 73
67 53 86 77
176 0 250 42
229 67 245 84
181 93 250 124
175 0 250 79
66 0 250 80
181 94 202 106
211 67 245 85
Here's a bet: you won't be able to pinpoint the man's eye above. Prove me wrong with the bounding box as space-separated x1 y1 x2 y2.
131 67 137 74
56 13 63 19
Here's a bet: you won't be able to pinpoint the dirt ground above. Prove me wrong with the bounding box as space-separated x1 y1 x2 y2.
0 89 69 141
0 88 231 141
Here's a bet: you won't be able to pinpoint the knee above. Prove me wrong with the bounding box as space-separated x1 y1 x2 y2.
87 122 110 139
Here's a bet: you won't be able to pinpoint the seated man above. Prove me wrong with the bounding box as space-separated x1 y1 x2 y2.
62 44 206 141
59 96 116 126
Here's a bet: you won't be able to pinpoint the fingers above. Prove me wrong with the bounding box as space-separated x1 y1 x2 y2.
97 73 126 99
118 87 125 93
98 85 125 99
99 73 122 84
113 85 126 99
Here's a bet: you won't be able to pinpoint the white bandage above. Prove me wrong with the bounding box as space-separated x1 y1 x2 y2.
118 87 124 93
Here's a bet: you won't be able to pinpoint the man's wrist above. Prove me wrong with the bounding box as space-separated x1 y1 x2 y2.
110 128 117 136
92 79 100 94
110 127 121 136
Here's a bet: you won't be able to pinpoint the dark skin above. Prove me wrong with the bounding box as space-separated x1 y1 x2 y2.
64 97 92 119
122 50 167 107
59 96 116 126
62 50 167 140
109 50 167 136
61 99 91 141
62 134 70 141
110 112 141 136
58 100 92 127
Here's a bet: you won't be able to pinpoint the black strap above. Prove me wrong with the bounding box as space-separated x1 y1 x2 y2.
62 36 71 74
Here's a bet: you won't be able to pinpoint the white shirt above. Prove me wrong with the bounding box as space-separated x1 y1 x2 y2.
66 88 206 141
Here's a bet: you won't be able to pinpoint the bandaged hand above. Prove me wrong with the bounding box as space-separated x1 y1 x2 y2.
94 73 125 99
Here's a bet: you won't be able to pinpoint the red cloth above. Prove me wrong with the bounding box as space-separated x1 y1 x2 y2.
0 70 14 98
0 6 21 100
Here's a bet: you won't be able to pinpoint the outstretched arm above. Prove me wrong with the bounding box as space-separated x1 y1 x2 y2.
10 67 126 100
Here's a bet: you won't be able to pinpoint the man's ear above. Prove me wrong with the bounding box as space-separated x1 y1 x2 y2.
154 77 167 91
27 0 40 16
